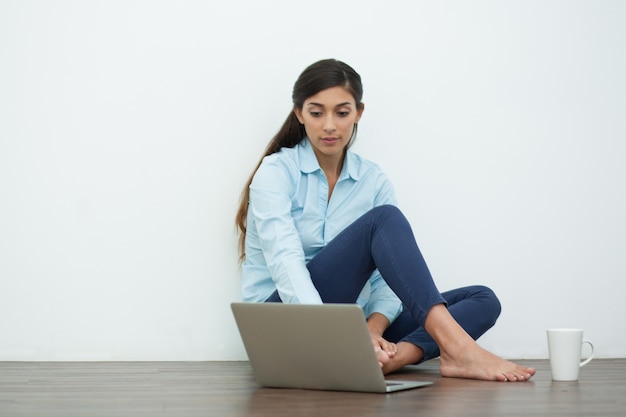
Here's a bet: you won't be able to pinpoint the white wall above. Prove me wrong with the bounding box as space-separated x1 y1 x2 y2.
1 0 624 361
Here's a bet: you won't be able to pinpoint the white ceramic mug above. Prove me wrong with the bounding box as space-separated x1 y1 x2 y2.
546 328 594 381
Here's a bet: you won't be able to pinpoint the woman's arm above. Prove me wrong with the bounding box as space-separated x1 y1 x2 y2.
367 312 398 358
248 155 322 304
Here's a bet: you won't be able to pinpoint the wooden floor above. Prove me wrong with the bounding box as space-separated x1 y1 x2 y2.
0 359 625 417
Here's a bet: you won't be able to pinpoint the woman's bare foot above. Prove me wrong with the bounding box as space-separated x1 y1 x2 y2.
381 342 424 375
425 304 536 382
439 343 536 381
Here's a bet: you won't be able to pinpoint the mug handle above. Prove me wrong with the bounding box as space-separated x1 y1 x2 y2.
579 340 594 367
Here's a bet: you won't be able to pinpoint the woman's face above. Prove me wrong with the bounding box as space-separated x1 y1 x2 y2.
294 86 364 166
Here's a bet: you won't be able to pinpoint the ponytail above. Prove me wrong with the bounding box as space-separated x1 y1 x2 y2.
235 111 305 261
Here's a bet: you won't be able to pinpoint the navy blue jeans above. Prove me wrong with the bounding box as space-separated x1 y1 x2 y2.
266 205 501 362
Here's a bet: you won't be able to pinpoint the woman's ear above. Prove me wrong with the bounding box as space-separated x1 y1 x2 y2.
355 102 365 123
293 107 304 124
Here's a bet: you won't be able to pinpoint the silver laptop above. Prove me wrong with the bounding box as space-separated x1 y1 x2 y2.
231 302 433 393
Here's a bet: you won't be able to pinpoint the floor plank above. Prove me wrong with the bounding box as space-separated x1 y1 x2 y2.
0 359 624 417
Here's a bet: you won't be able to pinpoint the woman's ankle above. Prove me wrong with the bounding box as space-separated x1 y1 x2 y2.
424 304 474 354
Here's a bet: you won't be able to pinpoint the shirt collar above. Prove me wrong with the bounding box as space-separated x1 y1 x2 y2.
298 138 360 181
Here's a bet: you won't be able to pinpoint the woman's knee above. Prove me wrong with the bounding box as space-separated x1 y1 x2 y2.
370 204 402 217
368 205 408 227
474 285 502 324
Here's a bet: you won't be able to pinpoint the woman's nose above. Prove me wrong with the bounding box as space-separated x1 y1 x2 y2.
323 115 336 132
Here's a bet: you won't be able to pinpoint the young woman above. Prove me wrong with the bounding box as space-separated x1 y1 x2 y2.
235 59 535 382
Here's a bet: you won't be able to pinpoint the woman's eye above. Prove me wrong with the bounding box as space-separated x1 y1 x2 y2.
337 111 350 117
310 112 322 117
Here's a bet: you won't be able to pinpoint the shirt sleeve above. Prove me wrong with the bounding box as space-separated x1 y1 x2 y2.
373 169 398 208
248 155 323 304
363 271 403 323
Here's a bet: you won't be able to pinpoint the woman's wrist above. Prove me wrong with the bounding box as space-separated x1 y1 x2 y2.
367 312 390 336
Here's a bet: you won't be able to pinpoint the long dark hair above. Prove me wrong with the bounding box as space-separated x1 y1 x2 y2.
235 59 364 261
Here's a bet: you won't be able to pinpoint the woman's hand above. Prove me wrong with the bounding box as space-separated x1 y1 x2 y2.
370 334 398 358
367 312 397 367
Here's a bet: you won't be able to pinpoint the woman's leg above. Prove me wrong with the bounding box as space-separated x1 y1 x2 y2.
386 285 502 361
267 205 444 318
266 205 535 381
308 206 533 381
306 205 446 324
381 285 502 372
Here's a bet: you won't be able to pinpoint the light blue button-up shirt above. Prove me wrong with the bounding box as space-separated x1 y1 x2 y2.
242 138 403 322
